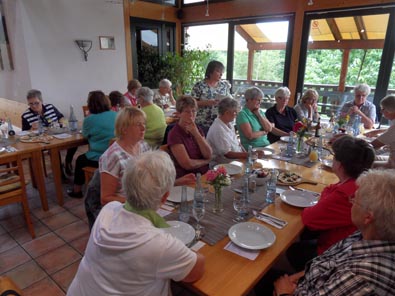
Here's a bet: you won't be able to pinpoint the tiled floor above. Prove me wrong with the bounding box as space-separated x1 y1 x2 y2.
0 160 89 295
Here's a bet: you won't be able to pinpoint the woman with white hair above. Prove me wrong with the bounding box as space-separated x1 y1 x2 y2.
294 89 320 122
137 86 167 148
68 151 205 296
340 83 376 129
265 86 298 143
236 87 273 149
365 95 395 168
153 78 176 109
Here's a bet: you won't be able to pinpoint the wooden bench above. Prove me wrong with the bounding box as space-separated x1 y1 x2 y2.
0 97 28 129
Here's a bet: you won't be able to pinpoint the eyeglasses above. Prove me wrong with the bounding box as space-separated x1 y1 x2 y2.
182 109 197 114
28 102 41 106
133 122 146 127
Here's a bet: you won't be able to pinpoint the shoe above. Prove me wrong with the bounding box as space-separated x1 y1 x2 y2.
65 162 73 176
67 189 83 198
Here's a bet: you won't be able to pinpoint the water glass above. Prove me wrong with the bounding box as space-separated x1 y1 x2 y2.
233 193 248 222
192 194 205 238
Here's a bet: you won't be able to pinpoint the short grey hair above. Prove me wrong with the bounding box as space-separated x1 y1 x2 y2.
380 95 395 113
356 169 395 241
122 151 176 210
274 87 291 99
159 79 172 88
136 87 154 103
244 87 264 101
354 83 371 96
218 97 238 115
27 89 43 102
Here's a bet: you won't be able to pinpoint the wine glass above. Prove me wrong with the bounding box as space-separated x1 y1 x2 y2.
233 193 248 222
192 195 205 239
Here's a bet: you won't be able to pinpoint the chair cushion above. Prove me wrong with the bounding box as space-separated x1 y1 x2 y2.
0 173 21 194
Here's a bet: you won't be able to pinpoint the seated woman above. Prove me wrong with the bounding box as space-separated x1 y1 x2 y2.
294 89 320 122
68 151 205 296
167 95 212 178
286 135 375 270
137 87 167 148
123 79 142 107
365 95 395 169
191 60 232 135
67 91 117 198
153 79 176 109
108 90 124 111
100 107 195 205
265 86 298 143
236 87 273 150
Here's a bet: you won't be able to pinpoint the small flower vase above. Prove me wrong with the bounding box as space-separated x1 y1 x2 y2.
296 136 304 154
212 185 224 213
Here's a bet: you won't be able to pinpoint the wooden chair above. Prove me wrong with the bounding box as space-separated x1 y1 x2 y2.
0 155 35 238
0 275 23 295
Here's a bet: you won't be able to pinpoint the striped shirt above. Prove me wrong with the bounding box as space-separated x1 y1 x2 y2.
21 103 64 131
295 231 395 295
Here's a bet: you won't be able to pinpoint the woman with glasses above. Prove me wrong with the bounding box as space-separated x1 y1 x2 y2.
236 87 273 150
67 91 117 198
265 86 298 143
167 95 212 178
286 135 375 270
294 88 320 122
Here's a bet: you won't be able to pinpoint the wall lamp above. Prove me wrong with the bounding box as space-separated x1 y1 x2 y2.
75 40 92 61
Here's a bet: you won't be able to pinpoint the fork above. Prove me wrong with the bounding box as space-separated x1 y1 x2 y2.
289 186 320 197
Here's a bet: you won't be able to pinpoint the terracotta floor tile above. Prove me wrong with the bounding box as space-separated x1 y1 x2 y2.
62 197 85 210
55 220 89 242
0 212 37 232
0 203 22 220
41 211 79 231
0 232 18 253
32 204 66 220
69 235 89 255
68 204 87 220
11 220 51 245
36 244 81 275
0 224 5 235
5 260 47 289
0 245 31 274
23 277 65 296
22 232 65 258
51 259 81 293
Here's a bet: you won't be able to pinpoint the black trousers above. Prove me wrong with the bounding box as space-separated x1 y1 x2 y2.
73 154 98 186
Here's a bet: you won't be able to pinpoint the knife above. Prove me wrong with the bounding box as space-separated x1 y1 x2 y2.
290 186 320 197
252 210 287 228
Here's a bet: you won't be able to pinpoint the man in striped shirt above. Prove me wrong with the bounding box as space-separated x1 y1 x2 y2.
21 89 64 131
273 169 395 296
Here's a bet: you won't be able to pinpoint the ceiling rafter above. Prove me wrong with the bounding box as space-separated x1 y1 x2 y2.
235 25 256 44
354 16 368 40
326 18 342 41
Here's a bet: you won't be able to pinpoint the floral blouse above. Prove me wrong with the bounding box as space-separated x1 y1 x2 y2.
191 79 231 130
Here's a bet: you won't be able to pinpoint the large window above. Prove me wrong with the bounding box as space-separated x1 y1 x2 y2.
0 0 13 71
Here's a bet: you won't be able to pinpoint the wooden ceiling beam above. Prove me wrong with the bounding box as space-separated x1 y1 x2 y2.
247 39 384 50
354 16 368 40
235 25 256 44
326 18 342 41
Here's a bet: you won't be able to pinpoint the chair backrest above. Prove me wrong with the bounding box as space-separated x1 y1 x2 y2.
84 169 102 230
82 105 90 117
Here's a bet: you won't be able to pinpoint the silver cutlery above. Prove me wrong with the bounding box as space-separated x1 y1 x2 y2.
252 210 287 229
289 186 320 197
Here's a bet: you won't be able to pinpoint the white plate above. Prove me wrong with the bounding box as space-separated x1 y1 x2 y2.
162 221 195 246
214 163 242 175
228 222 276 250
254 147 275 156
322 159 333 169
167 186 195 203
280 136 291 142
280 190 319 208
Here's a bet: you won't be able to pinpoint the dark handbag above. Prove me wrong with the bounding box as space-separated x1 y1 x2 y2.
1 290 21 296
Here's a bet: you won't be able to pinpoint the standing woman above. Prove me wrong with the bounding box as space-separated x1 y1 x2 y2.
191 60 231 134
265 87 298 143
294 89 320 122
67 91 117 198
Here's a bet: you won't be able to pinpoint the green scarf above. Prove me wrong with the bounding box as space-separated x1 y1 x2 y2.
124 201 170 228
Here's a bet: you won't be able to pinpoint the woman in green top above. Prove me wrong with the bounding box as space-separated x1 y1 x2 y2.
236 87 273 149
68 91 117 198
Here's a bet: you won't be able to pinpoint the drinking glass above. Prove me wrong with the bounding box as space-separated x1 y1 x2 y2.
192 196 205 238
233 193 248 222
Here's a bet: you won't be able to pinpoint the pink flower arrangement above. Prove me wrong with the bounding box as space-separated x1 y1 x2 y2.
206 166 231 188
293 119 308 138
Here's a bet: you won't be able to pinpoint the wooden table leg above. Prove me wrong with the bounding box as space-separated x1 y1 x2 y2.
49 148 64 206
31 151 49 211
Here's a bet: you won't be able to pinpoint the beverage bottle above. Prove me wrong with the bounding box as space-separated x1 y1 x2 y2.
69 105 78 131
240 173 249 215
37 117 44 135
286 131 294 157
7 118 15 136
194 173 203 201
265 169 277 204
179 186 190 223
314 117 321 137
245 145 253 175
353 115 361 136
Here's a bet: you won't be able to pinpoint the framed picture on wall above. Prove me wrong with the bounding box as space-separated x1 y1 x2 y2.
99 36 115 50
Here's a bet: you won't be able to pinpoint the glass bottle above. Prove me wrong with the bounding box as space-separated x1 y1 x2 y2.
266 169 277 204
69 105 78 131
7 118 15 136
314 117 321 137
179 186 190 223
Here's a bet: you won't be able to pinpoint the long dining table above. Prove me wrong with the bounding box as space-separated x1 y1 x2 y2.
184 141 337 296
1 131 88 210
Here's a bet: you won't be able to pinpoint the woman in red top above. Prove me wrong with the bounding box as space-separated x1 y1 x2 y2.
287 135 375 270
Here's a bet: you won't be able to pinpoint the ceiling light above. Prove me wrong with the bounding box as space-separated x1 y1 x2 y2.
307 0 314 6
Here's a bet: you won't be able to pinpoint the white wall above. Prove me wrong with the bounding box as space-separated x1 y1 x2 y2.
0 0 128 119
